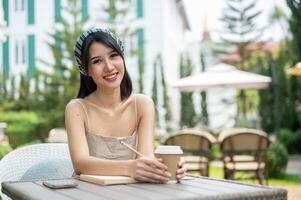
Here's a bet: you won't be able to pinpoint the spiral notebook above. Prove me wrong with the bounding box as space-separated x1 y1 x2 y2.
80 174 138 185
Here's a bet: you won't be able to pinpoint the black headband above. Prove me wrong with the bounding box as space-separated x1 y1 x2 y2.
74 27 124 75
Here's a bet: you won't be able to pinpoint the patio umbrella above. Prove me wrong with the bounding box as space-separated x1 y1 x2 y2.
172 63 272 132
172 63 272 92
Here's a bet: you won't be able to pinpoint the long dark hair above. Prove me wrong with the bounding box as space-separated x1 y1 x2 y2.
76 32 132 100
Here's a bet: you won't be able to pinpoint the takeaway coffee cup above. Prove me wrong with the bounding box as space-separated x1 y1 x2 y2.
154 145 183 180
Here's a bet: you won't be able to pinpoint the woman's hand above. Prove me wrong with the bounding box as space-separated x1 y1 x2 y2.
129 157 171 183
176 157 186 182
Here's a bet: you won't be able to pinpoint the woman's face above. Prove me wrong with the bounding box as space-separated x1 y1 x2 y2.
87 41 125 90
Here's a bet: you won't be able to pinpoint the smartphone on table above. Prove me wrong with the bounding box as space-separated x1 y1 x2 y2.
43 179 78 189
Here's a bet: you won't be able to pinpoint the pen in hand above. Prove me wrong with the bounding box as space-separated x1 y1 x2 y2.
119 140 144 157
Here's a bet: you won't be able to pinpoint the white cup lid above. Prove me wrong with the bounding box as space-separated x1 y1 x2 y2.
154 145 183 154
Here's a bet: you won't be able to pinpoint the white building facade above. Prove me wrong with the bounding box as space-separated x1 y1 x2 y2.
1 0 191 129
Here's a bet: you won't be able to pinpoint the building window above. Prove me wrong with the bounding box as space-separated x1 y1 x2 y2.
21 0 25 11
14 0 18 11
14 40 26 65
15 41 19 64
22 40 26 64
3 0 9 25
125 34 137 57
14 0 26 12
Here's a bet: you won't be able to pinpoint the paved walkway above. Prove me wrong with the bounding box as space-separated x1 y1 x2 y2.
284 155 301 200
211 155 301 200
281 185 301 200
286 155 301 177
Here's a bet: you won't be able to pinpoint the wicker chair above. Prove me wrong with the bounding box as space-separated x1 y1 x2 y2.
164 129 216 176
218 128 270 185
0 143 73 199
47 128 68 143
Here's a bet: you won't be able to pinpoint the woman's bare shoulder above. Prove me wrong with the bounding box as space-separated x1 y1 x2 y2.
134 93 154 108
65 98 84 113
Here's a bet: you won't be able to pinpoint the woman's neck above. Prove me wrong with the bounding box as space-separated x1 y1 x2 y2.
92 88 122 109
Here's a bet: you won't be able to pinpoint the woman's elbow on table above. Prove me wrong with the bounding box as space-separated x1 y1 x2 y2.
71 157 91 175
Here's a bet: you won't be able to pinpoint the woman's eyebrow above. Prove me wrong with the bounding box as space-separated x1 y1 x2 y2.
90 50 117 61
109 49 118 54
90 56 101 61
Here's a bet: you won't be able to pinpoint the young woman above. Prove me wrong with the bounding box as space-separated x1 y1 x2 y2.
65 27 185 183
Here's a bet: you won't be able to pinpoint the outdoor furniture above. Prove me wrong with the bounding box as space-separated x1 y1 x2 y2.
0 122 7 143
0 143 73 200
1 176 287 200
47 128 68 143
218 128 270 185
164 129 216 176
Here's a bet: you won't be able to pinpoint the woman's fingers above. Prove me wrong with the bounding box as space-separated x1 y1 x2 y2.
176 167 186 178
140 157 168 171
150 157 168 170
133 157 171 183
136 174 167 184
178 157 185 168
176 157 186 181
136 169 170 182
137 161 170 177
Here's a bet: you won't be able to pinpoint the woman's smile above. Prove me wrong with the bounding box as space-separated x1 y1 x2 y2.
103 72 119 82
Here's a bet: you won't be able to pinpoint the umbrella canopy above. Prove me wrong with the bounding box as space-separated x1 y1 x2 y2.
172 63 271 92
287 62 301 76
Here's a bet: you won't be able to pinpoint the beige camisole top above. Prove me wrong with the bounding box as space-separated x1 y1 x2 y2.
75 96 138 160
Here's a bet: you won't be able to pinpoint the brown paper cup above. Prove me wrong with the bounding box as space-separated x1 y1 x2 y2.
154 146 183 180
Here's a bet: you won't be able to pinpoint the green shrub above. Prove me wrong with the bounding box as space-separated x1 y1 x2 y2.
0 110 65 148
210 144 221 161
277 128 294 147
288 130 301 154
266 142 288 177
277 128 301 154
0 111 41 148
35 110 65 138
0 143 12 160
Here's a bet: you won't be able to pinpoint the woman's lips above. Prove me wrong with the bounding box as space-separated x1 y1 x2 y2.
103 72 118 81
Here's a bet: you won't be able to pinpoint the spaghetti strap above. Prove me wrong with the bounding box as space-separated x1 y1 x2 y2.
76 99 90 131
134 95 138 128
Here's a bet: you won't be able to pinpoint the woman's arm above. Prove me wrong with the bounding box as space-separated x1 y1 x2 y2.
135 94 156 156
135 95 186 181
127 95 173 182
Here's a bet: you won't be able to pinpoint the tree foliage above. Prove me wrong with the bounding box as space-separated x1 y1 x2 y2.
0 0 86 147
179 56 197 128
286 0 301 63
285 0 301 129
200 53 209 126
158 55 172 123
152 54 172 129
220 0 263 70
152 57 158 122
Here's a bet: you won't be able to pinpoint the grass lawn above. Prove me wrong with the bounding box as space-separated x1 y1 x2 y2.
208 165 301 186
